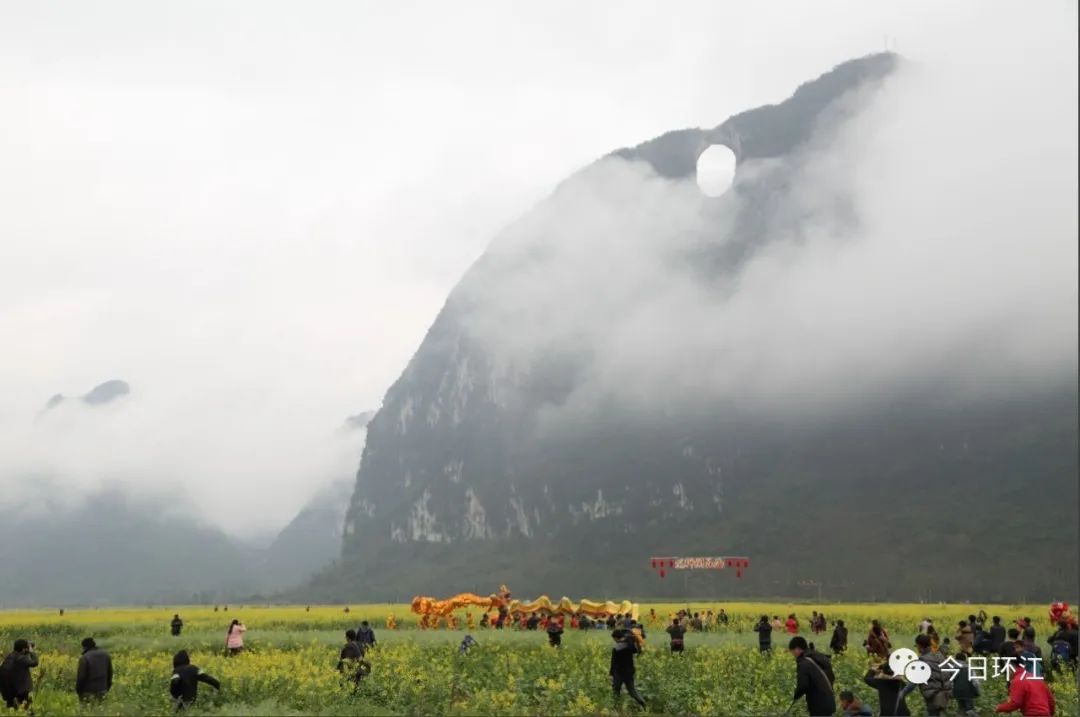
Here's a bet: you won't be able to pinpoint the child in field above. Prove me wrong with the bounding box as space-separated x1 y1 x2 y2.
225 620 246 656
170 650 220 710
839 690 873 716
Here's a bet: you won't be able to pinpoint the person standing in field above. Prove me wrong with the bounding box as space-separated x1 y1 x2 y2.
667 617 687 653
1047 619 1078 672
355 620 377 649
610 628 646 709
907 633 951 716
546 615 564 647
948 652 980 717
225 619 246 656
787 636 836 717
0 639 39 711
75 637 113 702
336 630 371 689
754 614 773 653
717 608 729 626
171 614 184 637
999 628 1020 662
988 616 1007 652
866 620 891 659
955 620 974 654
785 614 799 634
170 650 220 710
829 619 848 654
771 615 784 631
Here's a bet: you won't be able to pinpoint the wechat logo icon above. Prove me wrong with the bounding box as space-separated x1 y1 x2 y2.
888 647 931 685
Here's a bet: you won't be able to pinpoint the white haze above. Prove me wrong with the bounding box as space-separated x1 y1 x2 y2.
1 1 1075 535
461 38 1078 424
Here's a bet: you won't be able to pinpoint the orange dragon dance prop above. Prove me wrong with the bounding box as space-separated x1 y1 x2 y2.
410 584 513 618
410 585 638 620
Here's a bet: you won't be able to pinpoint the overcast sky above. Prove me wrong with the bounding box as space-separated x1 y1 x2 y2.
1 1 1075 535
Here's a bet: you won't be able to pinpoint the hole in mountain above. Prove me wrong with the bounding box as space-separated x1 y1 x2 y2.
696 144 736 197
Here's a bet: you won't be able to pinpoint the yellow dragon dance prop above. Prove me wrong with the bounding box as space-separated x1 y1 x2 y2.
410 585 638 620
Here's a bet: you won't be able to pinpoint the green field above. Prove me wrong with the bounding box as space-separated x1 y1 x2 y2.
0 603 1075 715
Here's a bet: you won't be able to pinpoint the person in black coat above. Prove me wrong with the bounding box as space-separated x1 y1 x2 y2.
789 636 836 717
171 615 184 637
336 630 370 688
864 663 911 716
76 637 113 701
610 629 646 708
753 615 773 653
949 652 979 716
999 628 1020 660
829 620 848 654
988 616 1006 652
355 621 377 648
170 650 220 710
667 618 687 653
0 639 39 710
546 617 565 647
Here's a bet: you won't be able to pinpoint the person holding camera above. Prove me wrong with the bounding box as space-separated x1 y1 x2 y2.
0 639 39 710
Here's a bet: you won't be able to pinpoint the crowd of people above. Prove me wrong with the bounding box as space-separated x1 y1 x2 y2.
775 610 1077 717
2 607 1076 714
0 615 249 711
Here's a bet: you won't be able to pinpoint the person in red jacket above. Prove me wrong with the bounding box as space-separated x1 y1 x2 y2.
995 652 1055 716
785 614 799 634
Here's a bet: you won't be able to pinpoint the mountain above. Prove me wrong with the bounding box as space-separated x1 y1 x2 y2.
42 379 131 412
256 479 352 590
0 484 351 606
331 52 1079 604
0 491 261 606
1 403 373 605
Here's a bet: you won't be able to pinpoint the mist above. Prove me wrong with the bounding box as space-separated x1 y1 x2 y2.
1 0 1075 538
457 19 1077 427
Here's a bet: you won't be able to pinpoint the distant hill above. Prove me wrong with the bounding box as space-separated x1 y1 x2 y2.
42 379 131 412
0 405 372 605
0 491 260 606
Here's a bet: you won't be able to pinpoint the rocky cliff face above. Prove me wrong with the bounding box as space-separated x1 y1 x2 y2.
334 53 1078 603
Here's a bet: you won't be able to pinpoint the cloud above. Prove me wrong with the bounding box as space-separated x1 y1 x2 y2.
0 0 1073 532
455 22 1077 425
